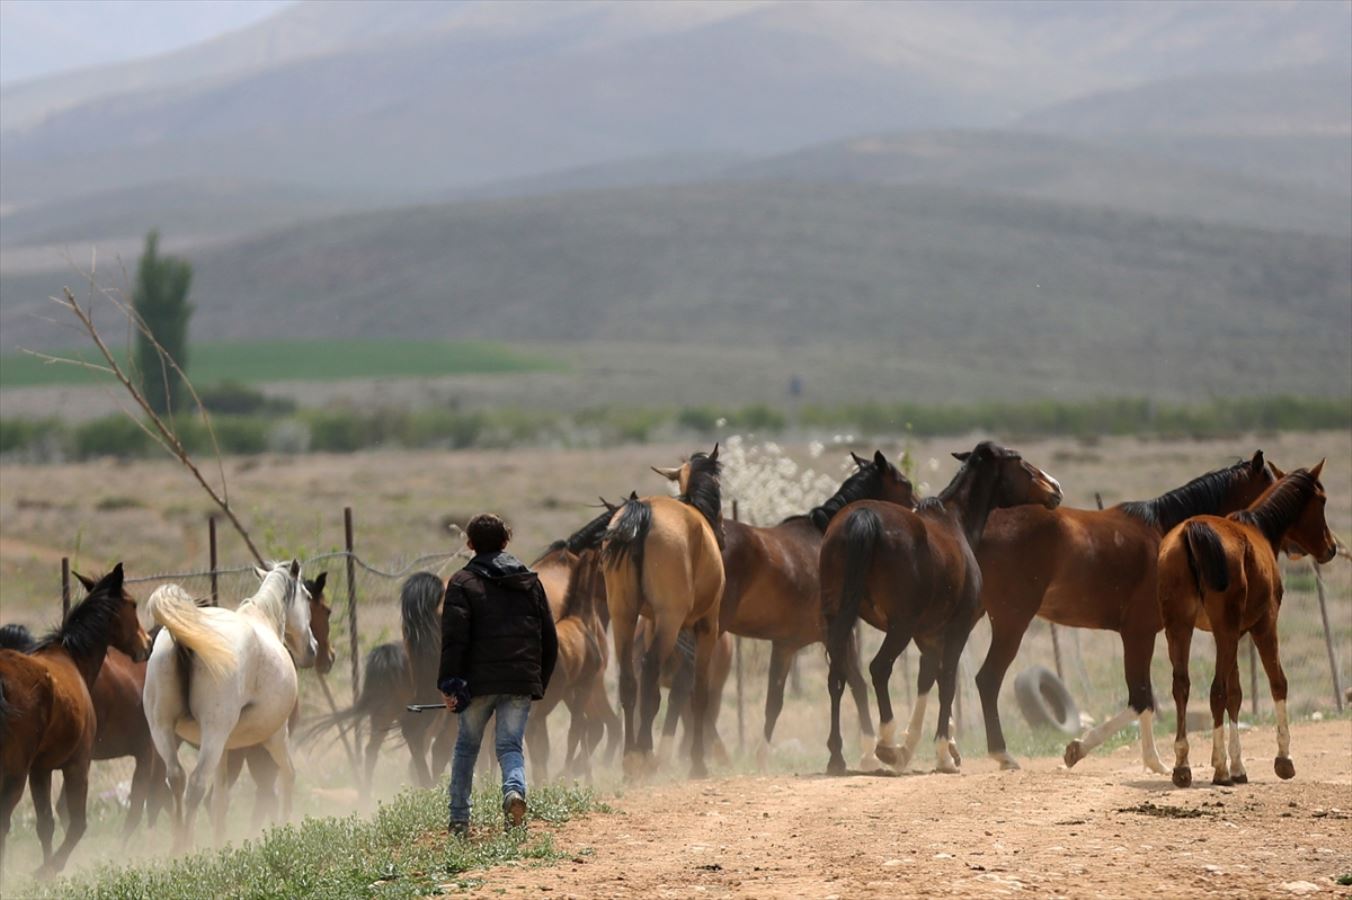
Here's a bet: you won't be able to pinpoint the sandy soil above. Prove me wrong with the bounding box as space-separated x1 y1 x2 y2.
448 720 1352 899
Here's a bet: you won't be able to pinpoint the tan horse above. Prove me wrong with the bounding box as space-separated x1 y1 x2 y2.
603 445 725 777
1157 462 1335 788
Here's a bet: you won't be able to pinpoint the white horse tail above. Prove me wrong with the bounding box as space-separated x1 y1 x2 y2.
148 583 235 678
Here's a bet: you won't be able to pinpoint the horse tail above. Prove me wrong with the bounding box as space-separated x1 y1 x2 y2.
301 642 407 746
830 507 882 651
147 583 235 678
601 497 651 580
400 571 444 691
1182 520 1229 596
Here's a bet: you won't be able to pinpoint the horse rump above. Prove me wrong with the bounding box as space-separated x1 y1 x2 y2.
147 583 236 677
301 641 409 746
601 496 652 576
1182 520 1230 595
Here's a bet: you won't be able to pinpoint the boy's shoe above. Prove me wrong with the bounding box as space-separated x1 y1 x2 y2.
449 821 469 839
503 792 527 830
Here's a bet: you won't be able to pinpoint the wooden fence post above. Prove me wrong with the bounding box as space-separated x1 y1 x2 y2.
732 500 744 752
1312 562 1344 713
345 506 360 704
1050 623 1065 682
61 557 71 618
1248 637 1258 718
208 515 219 606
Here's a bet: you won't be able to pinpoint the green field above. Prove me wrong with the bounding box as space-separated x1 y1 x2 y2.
0 339 559 388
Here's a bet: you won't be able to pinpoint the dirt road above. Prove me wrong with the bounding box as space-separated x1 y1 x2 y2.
450 720 1350 898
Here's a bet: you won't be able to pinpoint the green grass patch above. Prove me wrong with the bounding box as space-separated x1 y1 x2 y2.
24 783 605 900
0 340 558 388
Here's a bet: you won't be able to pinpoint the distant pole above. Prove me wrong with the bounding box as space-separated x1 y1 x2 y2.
61 557 71 618
208 516 219 606
345 507 360 704
1312 562 1344 713
731 500 744 751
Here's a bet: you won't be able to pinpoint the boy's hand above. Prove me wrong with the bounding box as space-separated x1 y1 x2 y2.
442 692 463 713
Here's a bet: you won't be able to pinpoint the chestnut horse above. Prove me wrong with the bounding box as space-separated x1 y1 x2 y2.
1159 463 1335 788
603 445 725 777
0 564 151 879
701 450 915 768
974 451 1276 771
821 442 1062 776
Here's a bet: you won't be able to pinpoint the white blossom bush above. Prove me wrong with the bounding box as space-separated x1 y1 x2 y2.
717 435 860 526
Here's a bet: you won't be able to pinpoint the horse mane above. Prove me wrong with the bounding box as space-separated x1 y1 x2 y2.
559 550 600 622
1233 469 1318 547
809 458 896 531
1119 457 1258 532
400 571 444 660
240 563 299 635
679 451 723 536
0 623 35 651
31 576 127 663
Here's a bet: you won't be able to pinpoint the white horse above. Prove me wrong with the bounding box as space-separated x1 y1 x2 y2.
144 560 317 849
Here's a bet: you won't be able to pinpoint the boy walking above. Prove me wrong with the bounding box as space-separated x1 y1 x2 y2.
439 513 557 836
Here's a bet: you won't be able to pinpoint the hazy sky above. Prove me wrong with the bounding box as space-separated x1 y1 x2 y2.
0 0 294 85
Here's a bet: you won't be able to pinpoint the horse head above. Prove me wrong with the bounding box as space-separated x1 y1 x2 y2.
304 571 336 675
953 442 1062 511
75 563 151 662
255 560 319 669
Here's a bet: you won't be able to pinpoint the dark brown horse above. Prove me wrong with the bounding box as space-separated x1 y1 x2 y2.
0 564 151 878
1158 463 1335 788
974 451 1277 772
691 450 915 769
302 571 449 795
821 442 1062 776
603 446 725 777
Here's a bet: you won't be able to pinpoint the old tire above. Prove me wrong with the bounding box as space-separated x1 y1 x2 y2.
1013 666 1080 735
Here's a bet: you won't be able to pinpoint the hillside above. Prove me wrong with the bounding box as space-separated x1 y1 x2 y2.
3 180 1347 400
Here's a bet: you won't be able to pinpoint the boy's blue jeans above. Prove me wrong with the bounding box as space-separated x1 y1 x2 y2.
448 694 532 825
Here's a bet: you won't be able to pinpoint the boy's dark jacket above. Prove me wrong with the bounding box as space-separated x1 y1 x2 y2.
438 551 558 700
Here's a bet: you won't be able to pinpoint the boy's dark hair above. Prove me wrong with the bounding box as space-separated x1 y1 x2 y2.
465 513 511 554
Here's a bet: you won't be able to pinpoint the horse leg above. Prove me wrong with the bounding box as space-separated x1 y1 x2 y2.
1251 615 1294 780
403 714 434 788
245 748 279 830
1225 654 1247 784
0 773 26 883
147 750 169 829
640 613 681 766
869 623 914 771
612 612 642 777
28 768 55 871
525 710 551 784
210 755 233 845
183 715 236 852
43 764 89 876
363 711 393 800
976 607 1035 770
1209 634 1239 786
933 621 973 774
823 620 850 775
430 713 457 783
688 620 717 779
897 650 939 772
259 728 296 825
844 634 877 770
121 748 154 842
1065 628 1159 771
1166 617 1194 788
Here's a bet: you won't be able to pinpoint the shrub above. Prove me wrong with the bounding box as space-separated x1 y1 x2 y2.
73 416 151 459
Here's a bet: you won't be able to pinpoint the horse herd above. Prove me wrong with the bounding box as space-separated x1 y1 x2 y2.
0 439 1336 881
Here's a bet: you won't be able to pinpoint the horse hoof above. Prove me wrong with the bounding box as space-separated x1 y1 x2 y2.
990 752 1021 771
1231 772 1248 785
875 743 898 766
1172 766 1192 788
1063 740 1086 768
1274 757 1295 780
826 756 848 777
755 742 770 772
858 752 883 772
690 763 709 780
1212 774 1233 787
622 752 650 780
949 744 962 769
935 762 960 775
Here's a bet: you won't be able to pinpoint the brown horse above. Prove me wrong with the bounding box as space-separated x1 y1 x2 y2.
1158 463 1335 788
528 509 621 780
821 441 1062 776
691 450 915 768
0 564 151 879
974 451 1277 772
603 445 725 777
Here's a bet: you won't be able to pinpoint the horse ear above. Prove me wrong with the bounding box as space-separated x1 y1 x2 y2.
628 490 639 500
313 571 327 592
74 571 97 591
952 451 972 462
1250 450 1265 473
289 559 301 579
1269 462 1286 479
651 465 681 481
254 566 268 580
850 451 868 468
709 442 719 461
873 449 887 468
1310 459 1325 480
